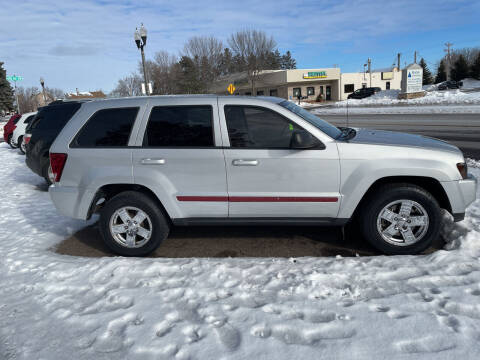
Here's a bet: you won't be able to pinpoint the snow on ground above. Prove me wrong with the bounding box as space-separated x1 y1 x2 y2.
333 89 480 108
312 104 480 116
461 78 480 90
1 143 480 359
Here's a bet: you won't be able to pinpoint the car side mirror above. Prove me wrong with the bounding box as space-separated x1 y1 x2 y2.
290 130 325 149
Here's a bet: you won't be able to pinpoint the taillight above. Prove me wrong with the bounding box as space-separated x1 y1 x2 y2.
457 162 468 179
49 153 68 183
24 136 31 144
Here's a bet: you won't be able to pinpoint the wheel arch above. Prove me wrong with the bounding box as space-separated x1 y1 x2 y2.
351 176 452 221
87 183 171 223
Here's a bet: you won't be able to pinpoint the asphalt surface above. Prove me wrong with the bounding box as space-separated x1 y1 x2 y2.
55 220 445 258
317 112 480 159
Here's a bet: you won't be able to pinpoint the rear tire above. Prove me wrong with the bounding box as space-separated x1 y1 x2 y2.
19 136 26 154
99 191 170 256
8 134 16 148
42 163 53 186
360 183 442 255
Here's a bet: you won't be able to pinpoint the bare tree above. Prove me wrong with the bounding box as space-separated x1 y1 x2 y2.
183 36 224 91
111 73 142 97
16 87 39 113
228 30 276 93
45 87 65 100
146 51 179 94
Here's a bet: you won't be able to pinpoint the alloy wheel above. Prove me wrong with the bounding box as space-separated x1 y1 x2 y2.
109 206 153 248
376 199 429 246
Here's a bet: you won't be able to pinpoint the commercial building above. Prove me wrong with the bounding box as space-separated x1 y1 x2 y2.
213 67 402 102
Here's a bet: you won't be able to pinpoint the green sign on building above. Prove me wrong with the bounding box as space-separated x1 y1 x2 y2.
303 71 327 79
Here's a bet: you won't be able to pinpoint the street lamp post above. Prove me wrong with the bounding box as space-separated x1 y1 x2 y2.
40 77 47 104
134 24 150 95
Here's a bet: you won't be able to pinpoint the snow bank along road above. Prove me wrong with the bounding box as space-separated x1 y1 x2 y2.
1 143 480 359
312 110 480 159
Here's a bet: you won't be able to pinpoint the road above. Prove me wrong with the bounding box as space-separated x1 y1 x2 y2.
316 112 480 159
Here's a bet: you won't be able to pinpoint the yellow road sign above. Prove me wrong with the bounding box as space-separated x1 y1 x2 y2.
227 83 236 95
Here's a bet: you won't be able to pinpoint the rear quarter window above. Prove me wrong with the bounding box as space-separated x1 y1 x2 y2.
71 107 139 147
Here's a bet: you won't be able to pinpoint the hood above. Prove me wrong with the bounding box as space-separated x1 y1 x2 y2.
348 128 461 154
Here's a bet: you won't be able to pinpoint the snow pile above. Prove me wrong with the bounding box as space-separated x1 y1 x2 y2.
461 78 480 90
312 104 480 116
1 143 480 359
334 89 480 108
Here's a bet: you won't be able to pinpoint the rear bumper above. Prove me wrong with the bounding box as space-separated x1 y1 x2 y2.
49 184 95 220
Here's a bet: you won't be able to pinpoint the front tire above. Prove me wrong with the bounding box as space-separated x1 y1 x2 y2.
360 184 441 255
99 191 170 256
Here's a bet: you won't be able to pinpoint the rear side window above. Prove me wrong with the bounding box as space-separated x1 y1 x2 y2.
72 107 139 147
224 105 302 148
144 106 213 147
32 103 81 131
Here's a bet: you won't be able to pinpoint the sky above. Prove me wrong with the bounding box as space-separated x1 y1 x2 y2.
1 0 479 94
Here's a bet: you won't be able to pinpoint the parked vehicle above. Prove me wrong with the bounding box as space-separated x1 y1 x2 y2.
347 87 382 99
11 112 37 153
48 96 477 256
25 101 83 185
437 81 460 90
3 114 21 147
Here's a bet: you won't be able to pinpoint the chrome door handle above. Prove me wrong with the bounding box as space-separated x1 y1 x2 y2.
232 159 258 166
141 158 165 165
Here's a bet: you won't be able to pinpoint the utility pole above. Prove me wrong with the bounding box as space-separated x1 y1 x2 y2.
367 58 372 88
14 79 19 114
414 51 417 64
444 42 453 81
397 53 401 71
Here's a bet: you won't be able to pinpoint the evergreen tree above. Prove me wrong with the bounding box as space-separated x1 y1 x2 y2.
451 54 469 82
419 58 433 84
177 56 204 94
435 60 447 83
470 52 480 80
281 51 296 69
0 62 14 113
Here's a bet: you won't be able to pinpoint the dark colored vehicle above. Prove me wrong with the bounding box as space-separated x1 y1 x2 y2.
25 101 82 184
3 114 21 147
437 81 460 90
347 87 382 99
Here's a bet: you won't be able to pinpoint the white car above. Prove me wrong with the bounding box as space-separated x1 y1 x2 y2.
12 112 36 153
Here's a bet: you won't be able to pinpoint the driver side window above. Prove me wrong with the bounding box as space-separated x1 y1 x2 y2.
224 105 303 148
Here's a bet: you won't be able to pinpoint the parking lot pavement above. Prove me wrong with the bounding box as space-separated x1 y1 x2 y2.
54 220 445 258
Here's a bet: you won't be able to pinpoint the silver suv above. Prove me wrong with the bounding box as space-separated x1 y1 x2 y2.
49 96 477 256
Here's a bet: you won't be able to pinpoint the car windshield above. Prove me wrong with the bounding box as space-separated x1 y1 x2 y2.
279 100 342 139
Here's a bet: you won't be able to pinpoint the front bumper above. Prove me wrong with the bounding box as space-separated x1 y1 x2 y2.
442 174 477 221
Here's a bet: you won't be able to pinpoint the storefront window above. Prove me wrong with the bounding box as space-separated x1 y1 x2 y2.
269 89 278 96
257 90 264 96
386 81 390 90
293 88 301 98
307 87 315 96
